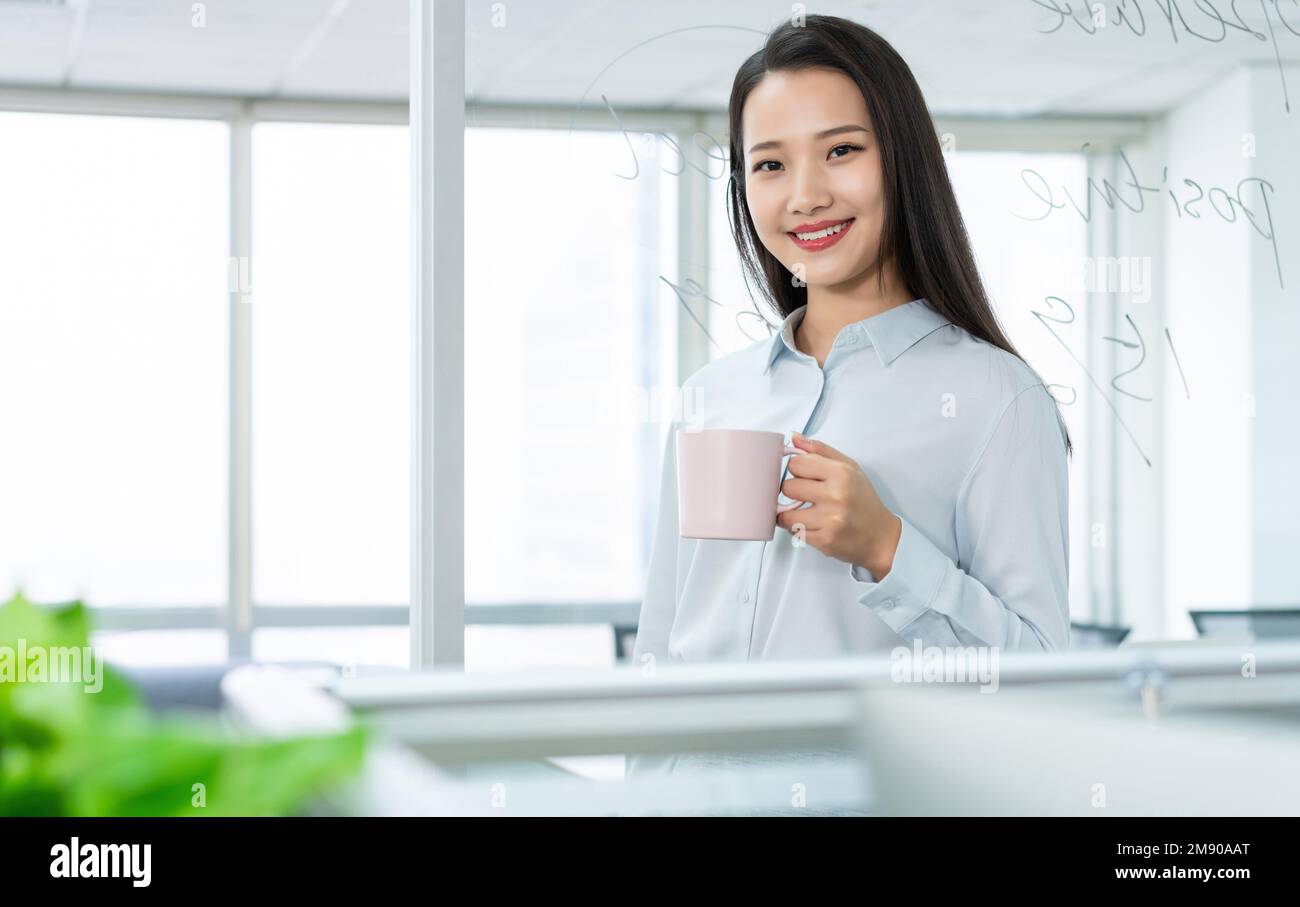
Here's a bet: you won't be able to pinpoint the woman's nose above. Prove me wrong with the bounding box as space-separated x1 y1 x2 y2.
787 166 832 215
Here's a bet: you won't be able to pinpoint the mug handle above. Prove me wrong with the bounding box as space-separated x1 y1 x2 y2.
777 442 806 513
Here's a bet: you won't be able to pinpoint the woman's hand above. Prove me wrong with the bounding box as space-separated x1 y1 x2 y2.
776 432 903 579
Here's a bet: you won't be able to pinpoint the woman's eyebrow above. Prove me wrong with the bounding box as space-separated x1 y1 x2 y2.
747 124 869 154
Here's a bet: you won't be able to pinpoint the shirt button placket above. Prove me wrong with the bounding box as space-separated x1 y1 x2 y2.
740 547 761 659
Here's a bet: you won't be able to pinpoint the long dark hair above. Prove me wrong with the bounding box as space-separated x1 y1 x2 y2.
726 14 1072 456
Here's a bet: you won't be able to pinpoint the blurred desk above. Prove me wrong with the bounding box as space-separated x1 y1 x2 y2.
222 641 1300 816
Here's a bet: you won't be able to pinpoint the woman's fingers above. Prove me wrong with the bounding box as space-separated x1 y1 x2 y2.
781 475 827 503
784 451 836 479
791 432 852 464
777 504 820 532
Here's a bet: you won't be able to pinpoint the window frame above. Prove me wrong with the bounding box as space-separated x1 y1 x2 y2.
0 76 1147 659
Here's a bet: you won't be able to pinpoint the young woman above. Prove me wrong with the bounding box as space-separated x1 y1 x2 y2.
633 15 1072 685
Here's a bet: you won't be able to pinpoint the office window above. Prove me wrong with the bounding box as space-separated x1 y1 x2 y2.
91 630 229 667
0 111 229 606
708 180 779 357
253 627 409 668
249 626 616 672
947 151 1090 618
946 151 1089 411
464 127 678 605
251 122 410 606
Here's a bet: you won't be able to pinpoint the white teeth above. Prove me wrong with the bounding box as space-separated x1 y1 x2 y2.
794 220 850 241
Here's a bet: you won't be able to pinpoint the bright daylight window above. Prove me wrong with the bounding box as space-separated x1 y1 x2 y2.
463 126 678 607
251 121 411 608
0 111 229 607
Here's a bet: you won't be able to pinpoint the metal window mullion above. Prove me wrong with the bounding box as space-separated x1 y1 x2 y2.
1083 148 1120 626
410 0 465 671
0 85 1150 153
1102 150 1123 627
676 116 711 385
227 102 254 659
89 601 644 633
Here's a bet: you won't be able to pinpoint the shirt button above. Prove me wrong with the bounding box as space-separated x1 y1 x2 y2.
740 590 750 603
880 598 896 611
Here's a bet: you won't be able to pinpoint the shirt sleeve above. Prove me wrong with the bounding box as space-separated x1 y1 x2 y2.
627 420 682 777
847 383 1070 651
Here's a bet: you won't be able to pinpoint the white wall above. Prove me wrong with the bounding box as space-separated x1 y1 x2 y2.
1247 64 1300 605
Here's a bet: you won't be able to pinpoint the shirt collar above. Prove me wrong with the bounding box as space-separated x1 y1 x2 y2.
761 297 951 374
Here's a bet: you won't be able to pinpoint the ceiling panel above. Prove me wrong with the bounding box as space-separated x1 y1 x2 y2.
0 0 1294 114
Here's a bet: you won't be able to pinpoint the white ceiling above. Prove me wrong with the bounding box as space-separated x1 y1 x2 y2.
0 0 1295 115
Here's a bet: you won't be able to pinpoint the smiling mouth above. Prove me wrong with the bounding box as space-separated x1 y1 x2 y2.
788 218 854 250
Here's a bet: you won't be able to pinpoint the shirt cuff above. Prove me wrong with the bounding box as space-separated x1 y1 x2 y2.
847 515 948 634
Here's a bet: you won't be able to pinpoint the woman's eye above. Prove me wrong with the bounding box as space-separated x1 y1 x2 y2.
752 145 862 173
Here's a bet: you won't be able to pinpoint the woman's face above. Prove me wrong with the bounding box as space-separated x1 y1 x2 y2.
741 67 886 290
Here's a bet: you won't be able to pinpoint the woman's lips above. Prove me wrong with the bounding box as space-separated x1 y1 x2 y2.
788 217 854 252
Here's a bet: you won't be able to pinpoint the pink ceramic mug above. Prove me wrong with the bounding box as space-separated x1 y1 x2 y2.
676 427 804 540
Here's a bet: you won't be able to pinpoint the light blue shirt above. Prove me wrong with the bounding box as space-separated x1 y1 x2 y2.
632 297 1071 667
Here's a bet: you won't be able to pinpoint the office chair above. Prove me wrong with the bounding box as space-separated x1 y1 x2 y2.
1068 621 1131 649
1190 608 1300 640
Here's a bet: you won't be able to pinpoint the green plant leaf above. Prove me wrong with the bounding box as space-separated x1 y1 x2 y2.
0 590 370 816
